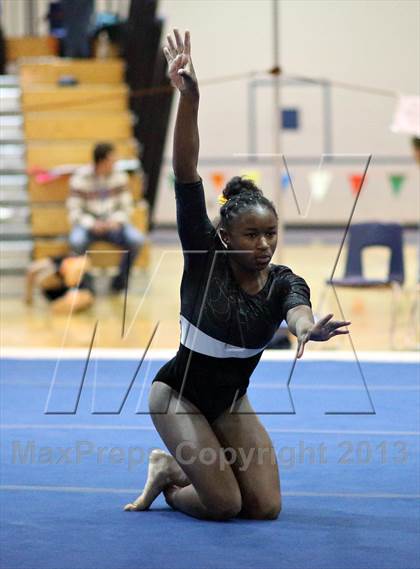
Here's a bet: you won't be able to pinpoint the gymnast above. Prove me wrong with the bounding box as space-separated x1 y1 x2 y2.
125 30 350 521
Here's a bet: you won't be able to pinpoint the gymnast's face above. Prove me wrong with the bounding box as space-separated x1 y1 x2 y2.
223 206 278 271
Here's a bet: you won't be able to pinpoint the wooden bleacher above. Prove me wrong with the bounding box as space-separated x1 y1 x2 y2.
24 111 133 141
31 204 148 237
6 37 58 62
28 174 142 203
19 59 124 86
26 140 138 170
21 58 150 270
22 85 129 113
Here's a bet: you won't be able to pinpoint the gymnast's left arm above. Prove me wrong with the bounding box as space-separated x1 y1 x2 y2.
286 305 351 359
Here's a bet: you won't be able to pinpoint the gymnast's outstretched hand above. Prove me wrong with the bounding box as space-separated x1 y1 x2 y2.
163 29 199 97
296 313 351 359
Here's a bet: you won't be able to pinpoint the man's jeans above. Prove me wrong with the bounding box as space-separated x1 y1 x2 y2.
69 224 144 280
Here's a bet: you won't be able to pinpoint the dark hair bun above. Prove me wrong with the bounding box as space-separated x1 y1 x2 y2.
222 176 262 201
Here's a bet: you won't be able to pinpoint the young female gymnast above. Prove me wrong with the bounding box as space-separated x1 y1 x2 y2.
124 30 350 521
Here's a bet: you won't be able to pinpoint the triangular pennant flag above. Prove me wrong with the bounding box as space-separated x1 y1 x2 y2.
210 171 226 193
307 170 332 202
281 172 290 190
349 173 366 195
389 174 405 195
242 170 261 186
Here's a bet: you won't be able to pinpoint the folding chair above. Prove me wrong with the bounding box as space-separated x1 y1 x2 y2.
319 222 405 349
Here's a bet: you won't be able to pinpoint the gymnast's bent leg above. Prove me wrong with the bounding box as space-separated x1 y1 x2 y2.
211 394 281 520
126 381 242 521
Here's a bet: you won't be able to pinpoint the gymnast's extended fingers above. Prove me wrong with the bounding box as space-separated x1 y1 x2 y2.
317 313 334 326
163 46 172 64
331 329 350 337
296 340 303 359
330 320 351 330
174 29 184 53
166 34 177 57
184 30 191 55
296 334 309 358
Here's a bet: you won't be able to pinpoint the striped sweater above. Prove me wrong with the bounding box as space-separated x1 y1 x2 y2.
67 165 133 229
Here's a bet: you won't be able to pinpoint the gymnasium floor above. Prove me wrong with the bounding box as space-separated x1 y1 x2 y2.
2 234 419 351
0 351 419 569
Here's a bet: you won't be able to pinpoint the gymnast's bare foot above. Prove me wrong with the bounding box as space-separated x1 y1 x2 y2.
124 449 189 511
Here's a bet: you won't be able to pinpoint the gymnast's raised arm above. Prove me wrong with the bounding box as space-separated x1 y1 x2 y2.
164 30 200 183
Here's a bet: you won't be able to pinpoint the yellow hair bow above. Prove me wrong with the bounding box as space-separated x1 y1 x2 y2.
217 194 228 205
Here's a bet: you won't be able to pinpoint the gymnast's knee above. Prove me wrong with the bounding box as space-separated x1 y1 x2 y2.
241 497 282 520
205 494 242 521
196 482 242 521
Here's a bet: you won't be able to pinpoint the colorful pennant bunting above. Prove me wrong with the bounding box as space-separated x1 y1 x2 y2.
281 172 290 189
307 170 332 202
210 172 226 193
349 173 366 195
389 174 405 195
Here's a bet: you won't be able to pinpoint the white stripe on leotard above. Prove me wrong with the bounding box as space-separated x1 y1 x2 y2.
180 314 265 359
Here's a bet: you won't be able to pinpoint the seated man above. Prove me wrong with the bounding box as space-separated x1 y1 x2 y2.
67 142 144 292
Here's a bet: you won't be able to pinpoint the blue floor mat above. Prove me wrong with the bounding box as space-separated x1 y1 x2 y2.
1 357 419 569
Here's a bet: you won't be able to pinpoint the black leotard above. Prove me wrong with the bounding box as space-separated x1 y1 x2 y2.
152 179 311 423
